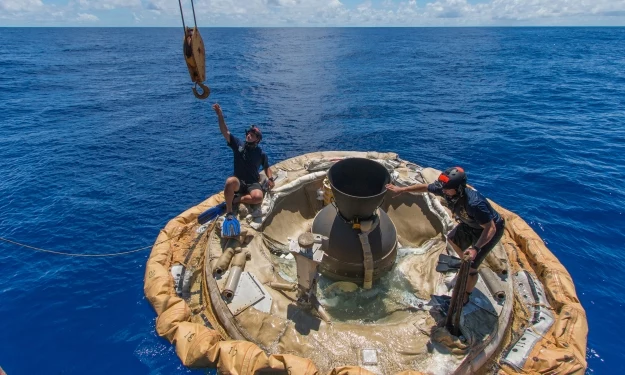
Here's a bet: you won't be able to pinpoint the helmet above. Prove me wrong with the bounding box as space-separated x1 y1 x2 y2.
437 166 467 190
245 125 262 143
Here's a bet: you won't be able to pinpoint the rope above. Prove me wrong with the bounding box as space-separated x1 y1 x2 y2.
190 0 198 29
177 0 186 31
0 234 178 258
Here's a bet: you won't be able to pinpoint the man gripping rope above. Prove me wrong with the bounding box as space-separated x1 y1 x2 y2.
386 167 505 305
212 103 274 237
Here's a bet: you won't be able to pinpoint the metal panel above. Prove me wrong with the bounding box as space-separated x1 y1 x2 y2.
360 349 382 375
225 272 265 316
501 271 555 371
170 264 192 298
361 349 379 365
514 270 555 335
501 328 543 371
248 272 273 314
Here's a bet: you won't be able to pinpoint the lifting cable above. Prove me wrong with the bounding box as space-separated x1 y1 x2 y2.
178 0 210 99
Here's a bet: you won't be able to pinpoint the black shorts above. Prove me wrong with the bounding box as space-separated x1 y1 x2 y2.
235 179 263 197
450 218 505 268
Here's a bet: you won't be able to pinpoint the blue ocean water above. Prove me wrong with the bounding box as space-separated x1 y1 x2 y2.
0 27 624 374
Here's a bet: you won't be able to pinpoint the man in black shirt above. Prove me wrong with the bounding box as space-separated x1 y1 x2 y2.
386 166 505 304
212 103 274 233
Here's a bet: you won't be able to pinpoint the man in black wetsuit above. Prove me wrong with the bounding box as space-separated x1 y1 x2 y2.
212 103 274 231
386 167 505 304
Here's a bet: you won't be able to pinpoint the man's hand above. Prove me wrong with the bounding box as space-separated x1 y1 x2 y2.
212 103 222 115
214 103 229 140
464 247 478 261
267 179 275 190
385 183 404 198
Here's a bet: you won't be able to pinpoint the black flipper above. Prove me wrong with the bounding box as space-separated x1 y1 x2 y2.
436 253 462 273
198 202 226 225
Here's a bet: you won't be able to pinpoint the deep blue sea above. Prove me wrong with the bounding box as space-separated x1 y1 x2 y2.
1 27 624 374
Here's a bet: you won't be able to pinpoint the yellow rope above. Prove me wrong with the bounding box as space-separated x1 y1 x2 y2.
0 235 174 257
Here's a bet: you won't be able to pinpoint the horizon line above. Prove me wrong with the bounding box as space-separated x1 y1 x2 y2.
2 25 625 28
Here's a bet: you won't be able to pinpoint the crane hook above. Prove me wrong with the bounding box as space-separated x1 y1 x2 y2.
193 82 210 100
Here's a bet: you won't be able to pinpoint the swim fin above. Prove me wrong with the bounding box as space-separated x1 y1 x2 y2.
221 213 241 238
436 254 462 273
198 202 227 225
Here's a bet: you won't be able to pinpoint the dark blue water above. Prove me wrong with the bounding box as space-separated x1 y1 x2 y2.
1 27 624 374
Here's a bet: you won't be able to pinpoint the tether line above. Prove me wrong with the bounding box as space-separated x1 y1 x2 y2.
0 235 176 257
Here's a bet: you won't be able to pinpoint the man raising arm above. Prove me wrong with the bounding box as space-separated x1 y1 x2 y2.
212 103 274 236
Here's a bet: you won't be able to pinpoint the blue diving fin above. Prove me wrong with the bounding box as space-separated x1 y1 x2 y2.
198 202 227 225
221 213 241 238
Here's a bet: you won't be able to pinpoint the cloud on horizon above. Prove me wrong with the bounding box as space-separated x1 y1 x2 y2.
0 0 624 26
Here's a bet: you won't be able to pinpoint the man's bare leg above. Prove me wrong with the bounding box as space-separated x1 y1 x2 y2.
239 189 263 205
224 177 240 214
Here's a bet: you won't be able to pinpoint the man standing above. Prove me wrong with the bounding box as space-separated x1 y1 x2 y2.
386 167 505 304
213 103 274 236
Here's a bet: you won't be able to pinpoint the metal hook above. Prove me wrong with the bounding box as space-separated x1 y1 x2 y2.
192 82 210 99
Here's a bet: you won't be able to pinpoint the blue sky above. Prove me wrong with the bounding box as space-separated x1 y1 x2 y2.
1 0 624 27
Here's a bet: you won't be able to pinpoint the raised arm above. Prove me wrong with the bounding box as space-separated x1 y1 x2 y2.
212 103 230 141
385 183 429 196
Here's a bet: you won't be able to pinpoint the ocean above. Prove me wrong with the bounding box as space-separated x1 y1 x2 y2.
0 27 624 374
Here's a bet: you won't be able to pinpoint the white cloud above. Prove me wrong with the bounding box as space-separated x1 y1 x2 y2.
424 0 473 19
357 1 372 11
77 0 142 11
0 0 623 26
0 0 43 13
76 12 99 22
208 0 625 26
486 0 625 21
144 0 175 14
